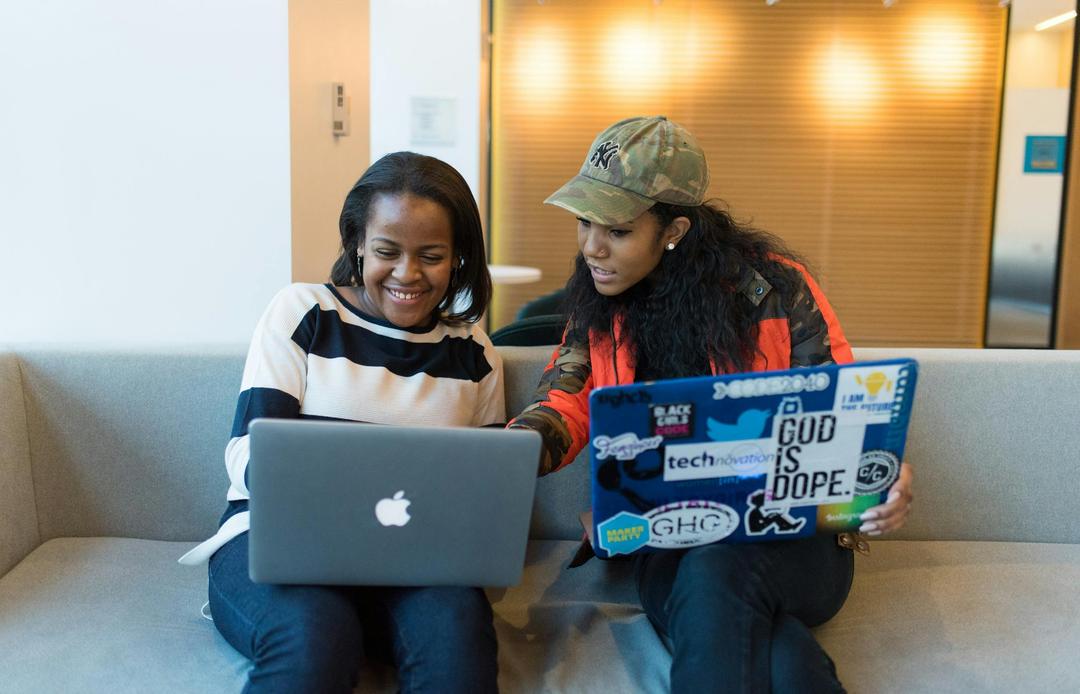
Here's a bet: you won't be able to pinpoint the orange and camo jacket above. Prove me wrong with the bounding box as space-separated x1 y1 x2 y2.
508 257 854 476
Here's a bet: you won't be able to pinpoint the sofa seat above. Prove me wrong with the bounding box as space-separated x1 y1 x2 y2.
819 540 1080 692
0 537 664 693
3 536 1077 693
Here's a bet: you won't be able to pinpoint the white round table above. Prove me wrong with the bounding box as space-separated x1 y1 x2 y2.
488 264 542 285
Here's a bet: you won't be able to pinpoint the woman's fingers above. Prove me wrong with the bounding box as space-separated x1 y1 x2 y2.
858 462 913 535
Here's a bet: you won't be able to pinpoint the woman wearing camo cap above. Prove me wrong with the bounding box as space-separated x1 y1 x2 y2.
509 116 913 692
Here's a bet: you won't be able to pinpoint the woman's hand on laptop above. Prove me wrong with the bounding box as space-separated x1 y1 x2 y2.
858 462 913 536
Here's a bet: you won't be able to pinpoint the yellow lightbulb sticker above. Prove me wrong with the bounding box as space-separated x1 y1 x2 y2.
855 372 892 397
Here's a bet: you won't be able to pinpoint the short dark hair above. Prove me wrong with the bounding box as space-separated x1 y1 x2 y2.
330 152 491 324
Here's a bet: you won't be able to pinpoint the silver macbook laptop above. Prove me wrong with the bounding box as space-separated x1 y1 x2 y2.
247 419 541 587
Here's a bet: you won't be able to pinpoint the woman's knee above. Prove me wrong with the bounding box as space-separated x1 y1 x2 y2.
391 586 494 639
384 587 497 693
246 588 365 691
668 544 766 611
769 614 843 694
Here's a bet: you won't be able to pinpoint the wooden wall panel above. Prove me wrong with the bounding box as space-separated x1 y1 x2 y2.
491 0 1006 346
1057 69 1080 348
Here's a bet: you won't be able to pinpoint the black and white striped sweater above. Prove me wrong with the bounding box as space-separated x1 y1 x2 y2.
179 282 505 564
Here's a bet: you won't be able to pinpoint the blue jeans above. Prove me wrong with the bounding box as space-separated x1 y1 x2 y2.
635 535 854 694
207 505 498 694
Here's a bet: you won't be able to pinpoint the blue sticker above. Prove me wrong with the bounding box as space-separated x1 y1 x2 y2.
1024 135 1065 174
706 409 771 441
597 511 650 556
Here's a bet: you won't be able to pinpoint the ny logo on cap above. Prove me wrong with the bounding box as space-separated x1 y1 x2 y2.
589 141 620 170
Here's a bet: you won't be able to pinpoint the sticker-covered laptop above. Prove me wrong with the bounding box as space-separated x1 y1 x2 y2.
588 359 918 559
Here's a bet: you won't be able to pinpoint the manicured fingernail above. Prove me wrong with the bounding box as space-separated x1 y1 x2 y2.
860 511 879 521
859 522 878 532
867 530 883 536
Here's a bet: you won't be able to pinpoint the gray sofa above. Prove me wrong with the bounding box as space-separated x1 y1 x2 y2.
2 345 1078 692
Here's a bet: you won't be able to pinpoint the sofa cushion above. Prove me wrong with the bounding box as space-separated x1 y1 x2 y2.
821 540 1080 691
0 538 667 693
854 348 1080 545
3 537 1078 693
17 349 243 543
0 353 38 575
0 538 249 693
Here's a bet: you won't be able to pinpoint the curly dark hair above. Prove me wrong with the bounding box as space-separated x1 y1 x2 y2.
330 152 491 324
563 201 805 379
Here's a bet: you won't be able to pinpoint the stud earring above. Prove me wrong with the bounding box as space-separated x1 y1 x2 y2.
666 242 676 251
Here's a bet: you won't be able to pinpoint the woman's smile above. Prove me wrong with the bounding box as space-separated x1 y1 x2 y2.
385 286 428 303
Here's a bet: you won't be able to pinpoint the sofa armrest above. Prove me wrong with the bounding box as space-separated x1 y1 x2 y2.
0 353 41 575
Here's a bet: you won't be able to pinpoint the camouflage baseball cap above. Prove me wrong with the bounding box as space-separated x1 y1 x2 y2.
544 116 710 225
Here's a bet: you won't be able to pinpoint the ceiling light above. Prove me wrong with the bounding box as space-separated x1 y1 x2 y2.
1036 10 1077 31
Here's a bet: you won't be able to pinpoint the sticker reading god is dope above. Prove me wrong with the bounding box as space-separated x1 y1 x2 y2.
597 511 650 556
645 500 740 549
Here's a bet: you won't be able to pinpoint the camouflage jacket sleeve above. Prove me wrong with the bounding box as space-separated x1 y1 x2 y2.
784 268 854 367
507 339 594 476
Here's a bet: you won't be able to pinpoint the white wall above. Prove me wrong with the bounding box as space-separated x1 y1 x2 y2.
1005 28 1073 89
993 88 1069 258
0 1 292 345
987 84 1069 346
369 0 481 200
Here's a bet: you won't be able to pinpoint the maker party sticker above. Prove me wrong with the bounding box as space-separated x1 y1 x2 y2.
645 500 739 549
597 511 650 556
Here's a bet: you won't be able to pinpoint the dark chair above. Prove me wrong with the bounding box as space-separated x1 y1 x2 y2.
515 288 567 320
490 314 567 347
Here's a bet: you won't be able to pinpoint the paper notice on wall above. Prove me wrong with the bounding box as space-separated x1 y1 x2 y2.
410 97 456 146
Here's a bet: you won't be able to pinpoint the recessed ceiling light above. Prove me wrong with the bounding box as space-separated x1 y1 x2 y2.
1035 10 1077 32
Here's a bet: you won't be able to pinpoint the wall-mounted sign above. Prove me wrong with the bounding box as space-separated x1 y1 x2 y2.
1024 135 1066 174
410 97 456 146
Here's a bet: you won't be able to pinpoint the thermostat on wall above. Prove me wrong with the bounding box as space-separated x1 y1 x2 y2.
332 82 350 137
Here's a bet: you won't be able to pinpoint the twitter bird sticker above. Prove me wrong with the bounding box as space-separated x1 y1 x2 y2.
706 409 772 442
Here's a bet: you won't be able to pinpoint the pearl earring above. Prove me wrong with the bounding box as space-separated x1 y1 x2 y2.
666 242 676 251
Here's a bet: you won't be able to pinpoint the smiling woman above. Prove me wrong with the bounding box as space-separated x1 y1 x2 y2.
181 151 505 693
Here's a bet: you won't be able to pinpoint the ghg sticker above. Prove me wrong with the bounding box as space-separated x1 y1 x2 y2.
593 432 664 461
645 500 739 548
855 450 900 495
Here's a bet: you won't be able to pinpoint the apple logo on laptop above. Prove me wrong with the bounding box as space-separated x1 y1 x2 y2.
375 490 411 527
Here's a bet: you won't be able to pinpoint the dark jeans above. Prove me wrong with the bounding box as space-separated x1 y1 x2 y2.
207 508 498 694
635 535 854 694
